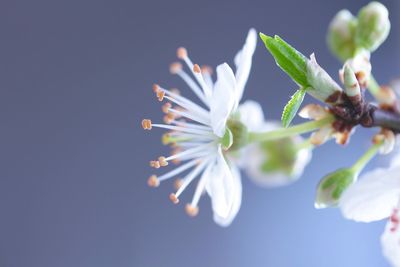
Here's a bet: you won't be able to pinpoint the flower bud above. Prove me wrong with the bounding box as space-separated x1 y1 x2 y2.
244 134 312 188
306 54 344 104
355 1 390 52
342 50 371 87
315 168 357 209
327 10 357 61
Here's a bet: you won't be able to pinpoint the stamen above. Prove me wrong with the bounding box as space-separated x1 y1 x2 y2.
142 119 152 130
162 102 172 113
153 84 160 93
169 62 183 74
169 193 179 204
163 114 175 124
174 178 183 190
147 175 160 187
185 204 199 217
158 156 168 167
156 90 165 101
170 88 180 95
177 47 187 59
193 64 201 73
201 65 213 75
149 160 160 169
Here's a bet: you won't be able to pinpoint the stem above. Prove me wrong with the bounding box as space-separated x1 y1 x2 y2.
371 108 400 132
296 138 314 150
367 74 381 100
350 142 382 174
248 116 334 143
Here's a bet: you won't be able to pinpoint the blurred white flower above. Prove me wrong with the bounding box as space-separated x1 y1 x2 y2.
339 155 400 266
142 28 257 226
233 100 312 187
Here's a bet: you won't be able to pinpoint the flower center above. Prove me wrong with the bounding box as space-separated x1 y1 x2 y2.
224 118 249 152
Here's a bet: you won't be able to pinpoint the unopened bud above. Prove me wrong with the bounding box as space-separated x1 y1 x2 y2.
344 50 371 87
315 168 357 209
306 54 344 104
327 9 357 61
355 1 391 52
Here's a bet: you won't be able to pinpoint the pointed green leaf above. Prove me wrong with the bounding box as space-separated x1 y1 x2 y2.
259 33 309 87
281 87 307 128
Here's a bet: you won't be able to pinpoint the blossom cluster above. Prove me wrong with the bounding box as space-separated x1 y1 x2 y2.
142 1 399 266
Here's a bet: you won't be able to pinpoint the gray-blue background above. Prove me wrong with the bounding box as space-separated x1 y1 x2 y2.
1 0 399 266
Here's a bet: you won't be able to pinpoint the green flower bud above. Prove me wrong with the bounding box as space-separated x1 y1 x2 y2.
315 168 357 209
355 1 390 52
327 9 357 61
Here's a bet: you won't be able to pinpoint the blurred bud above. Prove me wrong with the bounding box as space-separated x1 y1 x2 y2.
342 50 371 87
327 10 357 61
243 127 312 187
315 168 357 209
306 54 344 104
355 1 390 52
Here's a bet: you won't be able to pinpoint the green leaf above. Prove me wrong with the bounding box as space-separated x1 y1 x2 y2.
259 33 309 87
281 87 307 128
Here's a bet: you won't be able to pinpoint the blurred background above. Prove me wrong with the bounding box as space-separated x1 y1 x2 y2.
0 0 399 266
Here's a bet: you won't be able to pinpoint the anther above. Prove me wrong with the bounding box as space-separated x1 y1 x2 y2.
185 204 199 217
169 62 182 74
158 156 168 167
162 102 172 113
174 178 183 190
162 133 171 145
201 65 213 75
193 64 201 73
169 193 179 204
156 90 165 101
150 160 160 169
177 47 187 59
147 175 160 187
141 119 152 130
163 115 173 124
152 84 160 93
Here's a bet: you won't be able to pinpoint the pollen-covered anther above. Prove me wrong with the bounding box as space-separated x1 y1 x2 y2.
193 64 201 74
174 178 183 190
147 175 160 187
177 47 187 59
150 160 160 169
185 204 199 217
169 62 182 74
158 156 168 167
163 115 174 124
156 90 165 101
162 102 172 113
152 83 160 93
201 65 213 75
169 193 179 204
334 131 350 146
141 119 152 130
161 133 171 145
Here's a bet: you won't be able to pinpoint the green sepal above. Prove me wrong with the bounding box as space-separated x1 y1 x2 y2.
259 33 309 88
281 87 307 128
221 127 233 150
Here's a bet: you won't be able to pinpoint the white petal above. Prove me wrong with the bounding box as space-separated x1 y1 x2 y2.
210 63 236 137
213 162 242 227
207 147 241 227
381 207 400 267
339 165 400 222
234 28 257 104
237 100 265 131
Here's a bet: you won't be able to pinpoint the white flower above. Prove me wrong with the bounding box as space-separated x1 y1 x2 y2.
339 155 400 266
233 100 312 187
142 28 257 227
